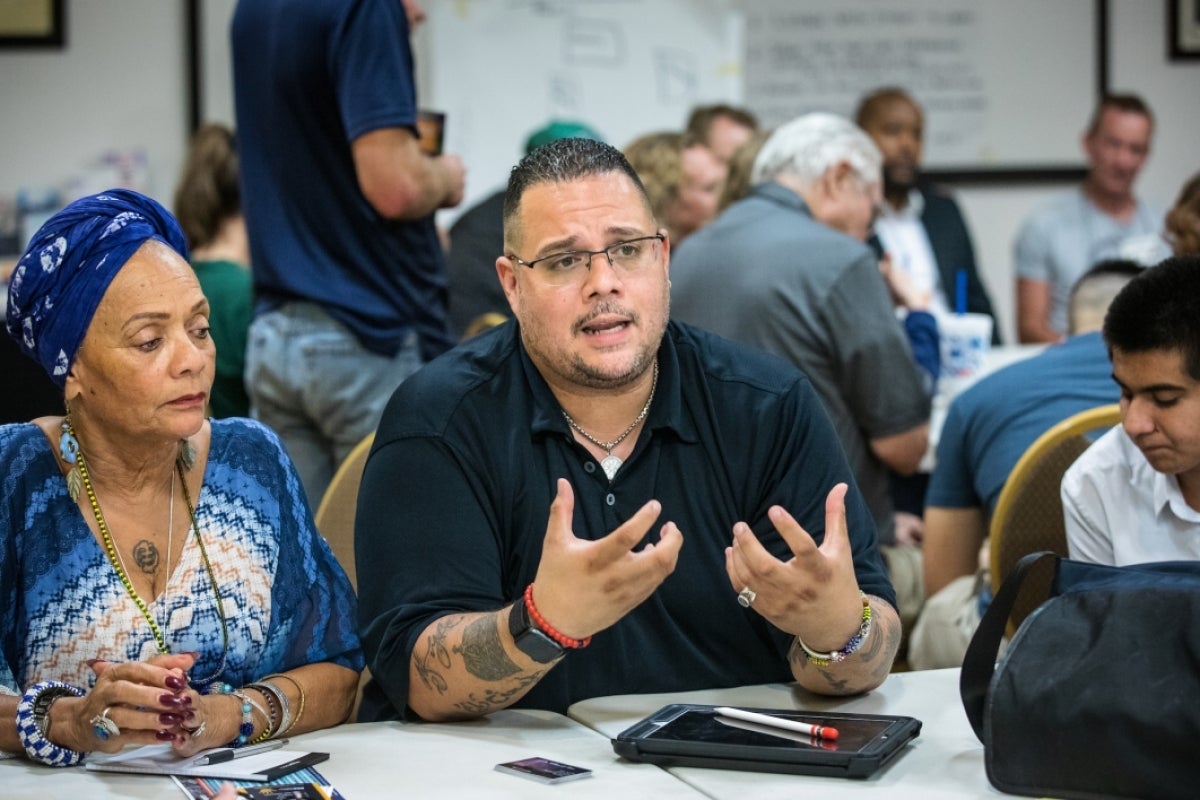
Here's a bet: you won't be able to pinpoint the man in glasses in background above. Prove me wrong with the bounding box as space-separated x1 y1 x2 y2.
355 138 900 722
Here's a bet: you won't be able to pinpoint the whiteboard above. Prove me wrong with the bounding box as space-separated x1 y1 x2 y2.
742 0 1101 174
423 0 742 216
195 0 1101 191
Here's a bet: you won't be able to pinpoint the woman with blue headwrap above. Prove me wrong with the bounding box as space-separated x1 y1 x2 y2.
0 190 362 766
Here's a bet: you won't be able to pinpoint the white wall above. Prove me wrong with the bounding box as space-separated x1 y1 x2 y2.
0 1 1196 342
955 0 1200 342
0 1 188 219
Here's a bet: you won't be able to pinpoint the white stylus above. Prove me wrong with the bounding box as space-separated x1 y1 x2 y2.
714 706 839 740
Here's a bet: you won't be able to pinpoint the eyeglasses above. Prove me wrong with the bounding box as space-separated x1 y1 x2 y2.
509 234 665 286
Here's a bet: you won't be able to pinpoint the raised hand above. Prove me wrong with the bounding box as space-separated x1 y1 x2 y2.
725 483 865 651
530 478 683 640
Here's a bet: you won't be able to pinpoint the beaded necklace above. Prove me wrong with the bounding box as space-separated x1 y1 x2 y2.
70 422 229 687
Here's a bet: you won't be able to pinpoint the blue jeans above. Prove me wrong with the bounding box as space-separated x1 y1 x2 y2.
245 302 423 508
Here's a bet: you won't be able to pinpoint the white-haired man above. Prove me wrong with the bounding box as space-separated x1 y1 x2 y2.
672 112 930 571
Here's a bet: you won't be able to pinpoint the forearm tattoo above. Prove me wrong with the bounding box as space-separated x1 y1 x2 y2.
453 671 544 716
456 615 520 681
415 616 460 694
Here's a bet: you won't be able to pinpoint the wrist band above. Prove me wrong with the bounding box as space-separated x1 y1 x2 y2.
248 680 292 739
263 673 306 736
242 689 274 744
524 583 591 650
17 681 86 767
202 683 253 746
796 592 873 666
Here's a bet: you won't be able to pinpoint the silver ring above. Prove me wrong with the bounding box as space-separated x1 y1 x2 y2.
182 720 207 738
90 706 120 740
737 586 757 608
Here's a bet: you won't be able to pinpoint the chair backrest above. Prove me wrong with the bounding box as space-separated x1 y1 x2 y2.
988 403 1121 633
313 432 375 720
314 432 374 592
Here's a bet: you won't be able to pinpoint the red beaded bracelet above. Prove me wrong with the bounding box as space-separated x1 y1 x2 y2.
524 583 591 649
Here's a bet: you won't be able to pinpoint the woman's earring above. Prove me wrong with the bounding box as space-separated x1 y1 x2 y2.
59 414 83 502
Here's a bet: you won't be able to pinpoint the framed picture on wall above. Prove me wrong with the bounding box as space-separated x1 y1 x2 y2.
0 0 65 48
1169 0 1200 60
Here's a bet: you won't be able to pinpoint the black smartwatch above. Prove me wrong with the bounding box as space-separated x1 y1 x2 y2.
508 596 566 663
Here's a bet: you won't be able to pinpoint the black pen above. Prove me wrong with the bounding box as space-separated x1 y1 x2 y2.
192 738 289 765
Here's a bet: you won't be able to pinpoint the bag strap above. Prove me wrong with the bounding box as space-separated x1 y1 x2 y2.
959 550 1059 741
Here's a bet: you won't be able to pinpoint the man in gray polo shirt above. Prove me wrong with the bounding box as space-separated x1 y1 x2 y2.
671 112 931 559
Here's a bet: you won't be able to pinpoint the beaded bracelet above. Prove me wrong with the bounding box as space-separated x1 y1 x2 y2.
17 681 86 767
203 682 254 746
245 685 278 745
242 690 274 744
796 592 873 667
247 680 292 740
524 583 591 650
263 673 306 736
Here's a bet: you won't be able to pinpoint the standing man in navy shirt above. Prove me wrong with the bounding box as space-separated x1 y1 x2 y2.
232 0 465 504
355 138 899 721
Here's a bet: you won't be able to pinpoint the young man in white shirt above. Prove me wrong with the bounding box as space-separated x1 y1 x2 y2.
1062 255 1200 565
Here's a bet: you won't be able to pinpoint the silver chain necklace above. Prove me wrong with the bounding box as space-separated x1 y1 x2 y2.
562 362 658 480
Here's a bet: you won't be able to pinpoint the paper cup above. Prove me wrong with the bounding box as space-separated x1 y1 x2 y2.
938 312 993 381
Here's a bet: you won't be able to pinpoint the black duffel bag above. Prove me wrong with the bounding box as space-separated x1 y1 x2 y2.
960 551 1200 800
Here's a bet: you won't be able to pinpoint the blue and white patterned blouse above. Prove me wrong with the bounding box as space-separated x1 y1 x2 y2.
0 418 362 694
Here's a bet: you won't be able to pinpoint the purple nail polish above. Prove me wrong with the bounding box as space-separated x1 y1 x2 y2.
179 694 193 706
159 712 183 725
159 693 183 707
155 729 176 741
85 658 102 667
165 675 185 690
185 710 196 720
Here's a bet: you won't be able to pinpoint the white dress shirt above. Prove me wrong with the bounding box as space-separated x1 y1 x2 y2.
1062 426 1200 566
873 189 950 316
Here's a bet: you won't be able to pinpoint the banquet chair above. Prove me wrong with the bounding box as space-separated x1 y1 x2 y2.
314 432 375 591
314 431 375 719
988 403 1121 634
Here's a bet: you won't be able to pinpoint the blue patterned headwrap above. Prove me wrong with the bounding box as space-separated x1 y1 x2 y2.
5 189 189 388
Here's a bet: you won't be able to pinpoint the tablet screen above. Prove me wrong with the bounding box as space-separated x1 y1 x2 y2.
644 708 892 752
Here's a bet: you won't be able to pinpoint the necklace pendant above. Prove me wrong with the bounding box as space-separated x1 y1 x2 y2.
600 454 623 481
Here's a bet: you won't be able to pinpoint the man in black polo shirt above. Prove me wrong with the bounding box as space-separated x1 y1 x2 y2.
355 138 900 722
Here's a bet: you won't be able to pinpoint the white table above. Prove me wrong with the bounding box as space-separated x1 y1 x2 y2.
568 668 1008 799
1 709 703 799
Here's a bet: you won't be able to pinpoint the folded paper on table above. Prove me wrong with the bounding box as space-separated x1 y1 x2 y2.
86 743 329 782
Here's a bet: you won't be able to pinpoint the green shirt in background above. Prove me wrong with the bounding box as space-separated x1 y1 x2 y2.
192 258 252 418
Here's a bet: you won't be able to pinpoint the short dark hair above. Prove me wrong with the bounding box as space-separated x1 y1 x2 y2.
685 104 759 142
1067 258 1144 335
1086 92 1154 136
854 86 920 129
1103 255 1200 380
502 137 651 246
